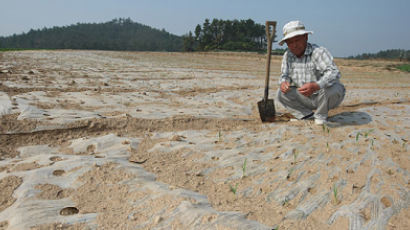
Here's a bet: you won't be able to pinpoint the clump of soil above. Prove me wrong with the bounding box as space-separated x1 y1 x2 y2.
0 176 23 212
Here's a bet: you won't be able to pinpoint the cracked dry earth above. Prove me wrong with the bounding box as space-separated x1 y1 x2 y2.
0 50 409 230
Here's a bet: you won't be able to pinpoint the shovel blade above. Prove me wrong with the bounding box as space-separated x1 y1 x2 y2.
257 99 275 122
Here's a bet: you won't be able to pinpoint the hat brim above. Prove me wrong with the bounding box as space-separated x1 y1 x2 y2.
279 30 313 46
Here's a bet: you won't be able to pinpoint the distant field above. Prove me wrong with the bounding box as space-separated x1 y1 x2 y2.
0 51 409 230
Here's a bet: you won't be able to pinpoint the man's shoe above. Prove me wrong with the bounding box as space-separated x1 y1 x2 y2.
314 118 327 125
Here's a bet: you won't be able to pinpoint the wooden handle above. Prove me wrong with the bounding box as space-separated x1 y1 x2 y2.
264 21 277 101
265 21 277 44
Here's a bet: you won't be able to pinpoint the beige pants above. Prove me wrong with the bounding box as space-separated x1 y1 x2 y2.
276 83 345 120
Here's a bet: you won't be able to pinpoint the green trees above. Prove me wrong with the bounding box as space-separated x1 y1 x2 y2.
348 49 410 61
183 31 195 51
183 18 271 52
0 18 282 53
0 18 183 51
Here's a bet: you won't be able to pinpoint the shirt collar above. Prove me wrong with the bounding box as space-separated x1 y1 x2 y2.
304 43 313 56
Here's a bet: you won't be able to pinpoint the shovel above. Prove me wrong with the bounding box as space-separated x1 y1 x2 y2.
258 21 277 122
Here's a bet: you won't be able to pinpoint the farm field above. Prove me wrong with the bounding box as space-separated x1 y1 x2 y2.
0 50 409 229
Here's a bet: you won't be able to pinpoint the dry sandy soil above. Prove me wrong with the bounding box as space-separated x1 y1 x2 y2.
0 50 409 230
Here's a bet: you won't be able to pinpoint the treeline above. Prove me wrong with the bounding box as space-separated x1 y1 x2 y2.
0 18 282 53
183 19 275 52
0 18 183 51
348 49 410 61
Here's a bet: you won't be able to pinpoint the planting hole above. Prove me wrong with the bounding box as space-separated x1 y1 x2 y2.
60 207 79 216
53 170 65 176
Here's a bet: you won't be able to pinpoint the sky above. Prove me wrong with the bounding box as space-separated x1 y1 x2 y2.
1 0 409 57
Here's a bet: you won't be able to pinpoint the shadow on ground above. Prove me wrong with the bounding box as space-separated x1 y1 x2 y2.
328 111 372 127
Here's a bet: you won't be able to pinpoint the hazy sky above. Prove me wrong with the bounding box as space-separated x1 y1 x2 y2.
1 0 409 57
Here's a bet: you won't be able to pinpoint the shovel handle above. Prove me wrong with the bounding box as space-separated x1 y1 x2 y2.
264 21 277 101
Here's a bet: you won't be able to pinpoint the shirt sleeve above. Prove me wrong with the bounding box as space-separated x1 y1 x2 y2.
312 47 341 89
278 51 291 85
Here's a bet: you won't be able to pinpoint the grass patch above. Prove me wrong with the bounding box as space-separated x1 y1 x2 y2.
396 64 410 72
0 48 27 52
0 48 54 52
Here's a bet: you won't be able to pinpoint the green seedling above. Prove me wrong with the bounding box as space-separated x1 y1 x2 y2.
332 184 339 204
355 132 361 142
356 129 376 150
282 197 290 206
242 158 247 178
364 129 373 138
217 130 222 142
287 167 295 180
292 149 298 164
356 129 373 142
323 124 330 153
322 124 330 134
229 183 238 195
370 138 375 149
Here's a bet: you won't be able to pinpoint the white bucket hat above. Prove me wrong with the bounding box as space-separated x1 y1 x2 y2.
279 20 313 46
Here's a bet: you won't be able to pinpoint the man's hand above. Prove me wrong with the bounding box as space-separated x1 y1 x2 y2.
298 82 320 97
280 81 291 93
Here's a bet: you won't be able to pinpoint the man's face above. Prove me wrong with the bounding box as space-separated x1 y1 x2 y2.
285 34 308 58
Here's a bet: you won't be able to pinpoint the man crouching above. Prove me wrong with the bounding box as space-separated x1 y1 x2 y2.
277 20 345 125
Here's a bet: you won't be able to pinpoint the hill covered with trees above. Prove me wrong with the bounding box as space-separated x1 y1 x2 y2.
183 19 273 52
0 18 183 51
0 18 281 53
348 49 410 61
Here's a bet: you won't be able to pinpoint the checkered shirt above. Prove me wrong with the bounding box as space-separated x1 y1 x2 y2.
279 43 341 89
